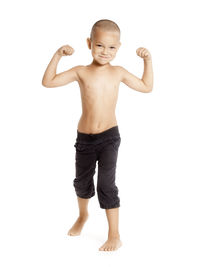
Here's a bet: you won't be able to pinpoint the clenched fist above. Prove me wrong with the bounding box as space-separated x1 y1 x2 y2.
57 45 75 56
136 47 151 61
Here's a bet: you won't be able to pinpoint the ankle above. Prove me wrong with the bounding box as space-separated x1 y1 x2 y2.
108 231 120 239
79 212 89 220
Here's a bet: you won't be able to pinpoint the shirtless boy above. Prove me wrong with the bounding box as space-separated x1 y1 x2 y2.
42 19 153 251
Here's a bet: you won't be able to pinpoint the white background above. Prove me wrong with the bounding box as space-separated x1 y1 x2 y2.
0 0 200 266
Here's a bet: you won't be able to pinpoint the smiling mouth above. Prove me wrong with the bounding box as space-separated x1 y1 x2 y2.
99 56 109 59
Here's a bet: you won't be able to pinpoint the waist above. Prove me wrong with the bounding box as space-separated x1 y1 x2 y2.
78 115 117 134
76 125 120 143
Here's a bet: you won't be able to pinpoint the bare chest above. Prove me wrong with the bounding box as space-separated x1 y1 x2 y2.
77 70 120 103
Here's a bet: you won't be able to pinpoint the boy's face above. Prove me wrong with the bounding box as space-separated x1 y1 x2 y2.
87 29 121 66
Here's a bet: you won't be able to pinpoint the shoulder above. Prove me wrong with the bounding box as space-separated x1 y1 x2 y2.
113 65 126 72
70 65 85 80
71 65 85 72
73 65 88 75
112 65 127 80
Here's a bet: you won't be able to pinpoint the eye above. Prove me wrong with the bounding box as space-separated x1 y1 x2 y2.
110 47 116 49
96 44 102 47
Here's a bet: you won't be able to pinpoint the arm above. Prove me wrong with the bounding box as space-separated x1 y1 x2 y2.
42 45 81 88
141 59 153 92
119 47 153 93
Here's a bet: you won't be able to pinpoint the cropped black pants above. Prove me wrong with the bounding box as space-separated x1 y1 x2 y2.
73 126 121 209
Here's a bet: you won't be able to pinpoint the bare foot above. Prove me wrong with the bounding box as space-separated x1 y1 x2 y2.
67 214 89 236
99 235 122 251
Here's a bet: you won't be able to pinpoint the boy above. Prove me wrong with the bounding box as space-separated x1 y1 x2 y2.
42 19 153 251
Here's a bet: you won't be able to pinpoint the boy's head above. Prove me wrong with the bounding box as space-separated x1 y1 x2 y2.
87 19 121 66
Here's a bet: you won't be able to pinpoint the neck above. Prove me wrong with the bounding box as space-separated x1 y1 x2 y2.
90 59 110 68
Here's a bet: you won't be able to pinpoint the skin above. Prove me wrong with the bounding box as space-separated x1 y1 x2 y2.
42 28 153 135
42 28 153 251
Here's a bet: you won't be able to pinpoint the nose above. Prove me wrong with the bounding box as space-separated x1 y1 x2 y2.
102 47 108 55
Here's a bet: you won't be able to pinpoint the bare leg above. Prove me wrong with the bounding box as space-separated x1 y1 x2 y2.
67 196 89 236
99 207 122 251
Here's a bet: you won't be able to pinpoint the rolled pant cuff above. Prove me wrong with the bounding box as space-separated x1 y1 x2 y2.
100 203 120 209
76 192 95 199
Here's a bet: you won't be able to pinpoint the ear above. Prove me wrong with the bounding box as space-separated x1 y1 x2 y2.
87 38 91 49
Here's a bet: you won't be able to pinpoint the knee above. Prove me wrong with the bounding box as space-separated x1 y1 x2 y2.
97 183 120 209
73 178 95 198
97 181 119 199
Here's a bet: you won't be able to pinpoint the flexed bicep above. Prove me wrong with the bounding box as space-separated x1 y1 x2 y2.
43 65 82 88
119 66 150 93
49 66 78 87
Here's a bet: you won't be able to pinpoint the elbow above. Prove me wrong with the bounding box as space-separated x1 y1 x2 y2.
42 82 48 87
42 83 51 88
42 79 51 88
142 80 153 93
42 77 57 88
42 78 48 87
145 86 153 93
147 87 153 93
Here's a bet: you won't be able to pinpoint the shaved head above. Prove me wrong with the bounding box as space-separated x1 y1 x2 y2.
90 19 120 41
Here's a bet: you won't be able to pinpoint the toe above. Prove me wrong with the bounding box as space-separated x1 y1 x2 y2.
99 245 105 251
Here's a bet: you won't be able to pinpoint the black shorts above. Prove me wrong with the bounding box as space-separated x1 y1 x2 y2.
73 125 121 209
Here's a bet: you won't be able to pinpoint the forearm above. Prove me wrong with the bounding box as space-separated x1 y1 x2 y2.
142 59 153 90
42 52 62 84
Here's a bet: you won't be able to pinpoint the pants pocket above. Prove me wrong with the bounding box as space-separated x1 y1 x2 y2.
74 142 87 152
74 142 94 153
111 136 121 151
